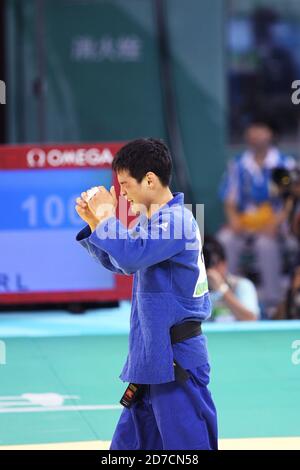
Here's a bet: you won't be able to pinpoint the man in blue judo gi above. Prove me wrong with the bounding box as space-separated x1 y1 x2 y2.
75 138 218 450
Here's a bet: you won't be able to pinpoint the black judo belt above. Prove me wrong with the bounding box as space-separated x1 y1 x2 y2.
171 321 202 384
120 321 202 408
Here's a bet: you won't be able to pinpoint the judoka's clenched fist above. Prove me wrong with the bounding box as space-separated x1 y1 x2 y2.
75 185 117 231
87 185 117 220
75 194 99 232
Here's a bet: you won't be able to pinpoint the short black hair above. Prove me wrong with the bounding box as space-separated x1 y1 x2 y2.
112 138 172 187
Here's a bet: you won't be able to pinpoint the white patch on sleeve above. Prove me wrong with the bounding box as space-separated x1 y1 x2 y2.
193 226 209 297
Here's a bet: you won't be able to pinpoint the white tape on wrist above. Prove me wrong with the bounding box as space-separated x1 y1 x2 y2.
86 187 99 201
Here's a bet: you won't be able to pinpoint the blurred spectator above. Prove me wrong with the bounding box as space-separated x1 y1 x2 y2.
204 237 260 322
284 167 300 240
274 266 300 320
218 121 295 313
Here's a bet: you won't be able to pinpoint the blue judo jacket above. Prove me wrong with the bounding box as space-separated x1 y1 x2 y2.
76 192 211 384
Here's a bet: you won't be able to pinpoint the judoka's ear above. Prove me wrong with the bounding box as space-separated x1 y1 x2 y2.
146 172 155 188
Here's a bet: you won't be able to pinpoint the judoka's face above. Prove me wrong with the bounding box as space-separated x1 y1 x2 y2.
117 170 153 215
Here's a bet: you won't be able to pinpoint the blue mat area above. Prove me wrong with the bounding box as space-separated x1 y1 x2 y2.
0 302 131 337
0 301 300 338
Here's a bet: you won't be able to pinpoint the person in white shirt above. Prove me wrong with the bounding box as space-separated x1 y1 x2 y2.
204 237 260 322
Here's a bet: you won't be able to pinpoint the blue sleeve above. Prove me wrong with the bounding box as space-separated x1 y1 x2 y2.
76 225 129 275
88 215 188 273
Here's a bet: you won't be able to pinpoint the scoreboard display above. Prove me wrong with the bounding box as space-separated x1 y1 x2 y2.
0 143 132 305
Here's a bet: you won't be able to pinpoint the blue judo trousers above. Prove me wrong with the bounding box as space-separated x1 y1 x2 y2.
110 363 217 450
77 192 218 450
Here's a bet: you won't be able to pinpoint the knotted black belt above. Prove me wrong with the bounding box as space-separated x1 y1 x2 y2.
170 320 202 345
120 321 202 407
170 321 202 383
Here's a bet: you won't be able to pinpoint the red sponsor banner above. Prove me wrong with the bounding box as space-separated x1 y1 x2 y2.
0 276 132 305
0 142 124 170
